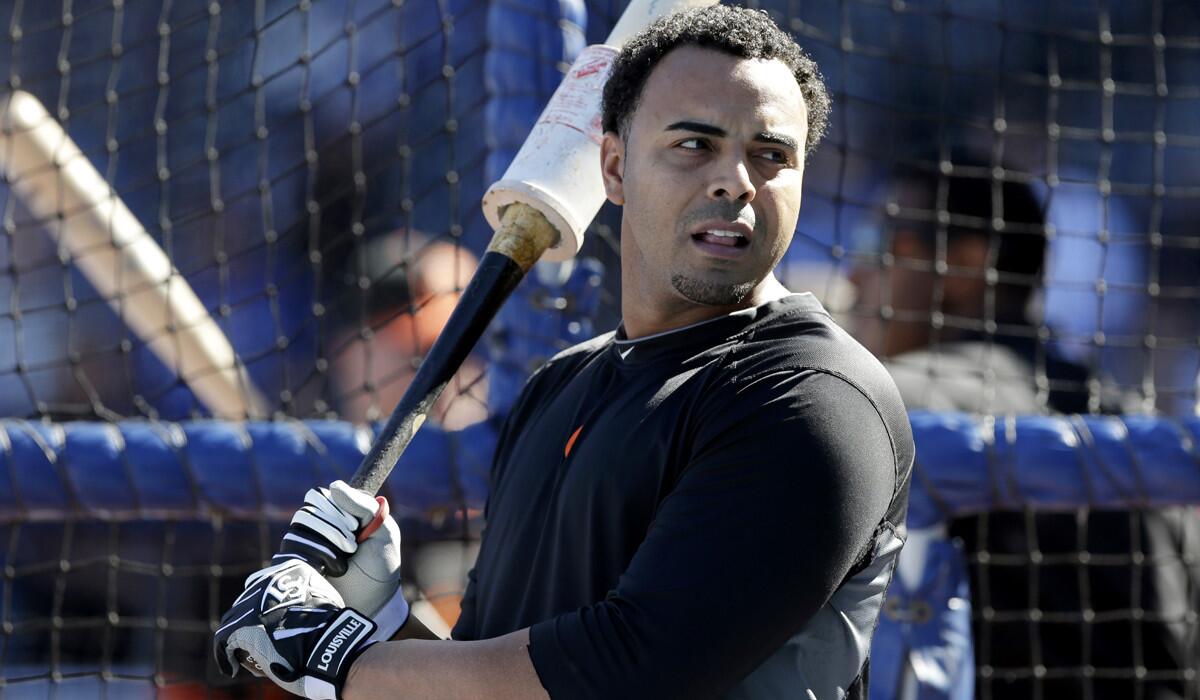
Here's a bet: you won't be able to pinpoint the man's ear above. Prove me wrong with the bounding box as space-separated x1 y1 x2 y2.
600 131 625 206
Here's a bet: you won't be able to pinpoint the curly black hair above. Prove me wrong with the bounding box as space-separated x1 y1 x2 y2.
601 5 830 154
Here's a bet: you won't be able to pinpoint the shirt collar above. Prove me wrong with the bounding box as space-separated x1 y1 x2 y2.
609 293 820 365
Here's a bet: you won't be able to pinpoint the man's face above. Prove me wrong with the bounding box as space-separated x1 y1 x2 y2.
601 47 809 310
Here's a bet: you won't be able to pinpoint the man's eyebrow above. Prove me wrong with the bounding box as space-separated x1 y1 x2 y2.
754 131 800 152
665 121 800 152
665 121 726 137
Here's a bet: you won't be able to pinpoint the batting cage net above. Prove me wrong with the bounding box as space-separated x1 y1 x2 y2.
0 0 1196 698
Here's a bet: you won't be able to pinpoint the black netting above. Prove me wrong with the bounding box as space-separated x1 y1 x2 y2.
0 0 1196 697
0 0 499 424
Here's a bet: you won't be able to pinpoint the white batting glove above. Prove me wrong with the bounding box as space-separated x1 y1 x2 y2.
275 481 408 641
213 559 376 699
213 560 353 675
230 604 376 700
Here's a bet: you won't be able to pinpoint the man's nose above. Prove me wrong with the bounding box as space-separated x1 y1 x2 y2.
707 155 756 203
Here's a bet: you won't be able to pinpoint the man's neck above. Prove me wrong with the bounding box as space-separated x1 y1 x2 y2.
621 276 791 339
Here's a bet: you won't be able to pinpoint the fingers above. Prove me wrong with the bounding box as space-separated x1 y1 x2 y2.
284 520 354 561
214 635 241 678
214 561 346 692
217 623 269 678
243 559 302 591
329 480 388 526
236 647 267 677
329 481 397 548
277 487 368 575
295 488 360 553
228 624 292 682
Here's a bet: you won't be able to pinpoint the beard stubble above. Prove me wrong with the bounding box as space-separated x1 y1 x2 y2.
669 273 756 306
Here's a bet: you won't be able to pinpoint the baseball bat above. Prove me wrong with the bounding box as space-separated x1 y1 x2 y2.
0 90 268 420
348 0 717 496
338 0 716 642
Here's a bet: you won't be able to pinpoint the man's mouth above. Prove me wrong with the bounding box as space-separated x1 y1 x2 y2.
690 229 750 248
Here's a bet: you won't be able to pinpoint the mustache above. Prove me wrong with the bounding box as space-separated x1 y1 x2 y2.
681 202 756 231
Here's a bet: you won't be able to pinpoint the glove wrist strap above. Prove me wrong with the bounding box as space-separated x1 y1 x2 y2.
367 588 411 643
302 608 377 700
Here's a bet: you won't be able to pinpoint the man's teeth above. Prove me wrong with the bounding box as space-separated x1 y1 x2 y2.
707 230 744 239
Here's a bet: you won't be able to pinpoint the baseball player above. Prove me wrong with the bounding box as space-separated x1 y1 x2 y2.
213 6 914 699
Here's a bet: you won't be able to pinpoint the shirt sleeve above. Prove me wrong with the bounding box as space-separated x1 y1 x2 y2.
450 565 479 640
527 369 899 699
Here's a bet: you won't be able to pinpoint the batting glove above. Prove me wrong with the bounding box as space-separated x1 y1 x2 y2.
275 481 409 641
227 605 376 700
213 559 376 699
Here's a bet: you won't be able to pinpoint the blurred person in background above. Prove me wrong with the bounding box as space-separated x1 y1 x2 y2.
327 229 487 429
850 162 1199 700
850 164 1094 413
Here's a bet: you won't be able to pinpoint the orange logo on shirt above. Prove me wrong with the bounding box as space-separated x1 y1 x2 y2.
564 425 583 458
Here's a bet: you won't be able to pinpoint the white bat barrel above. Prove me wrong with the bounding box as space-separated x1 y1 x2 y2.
483 44 617 262
482 0 718 261
0 90 267 419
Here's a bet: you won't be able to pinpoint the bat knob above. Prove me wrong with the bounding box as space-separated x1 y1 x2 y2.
234 648 263 675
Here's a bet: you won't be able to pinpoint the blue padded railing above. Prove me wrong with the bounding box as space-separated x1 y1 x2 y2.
1 413 1197 526
906 412 1200 527
0 419 497 541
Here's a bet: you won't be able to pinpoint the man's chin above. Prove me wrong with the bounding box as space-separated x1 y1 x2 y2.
670 274 757 307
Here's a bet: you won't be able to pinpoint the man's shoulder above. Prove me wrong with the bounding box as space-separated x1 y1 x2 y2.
543 330 615 370
729 295 915 469
521 330 615 389
734 296 895 392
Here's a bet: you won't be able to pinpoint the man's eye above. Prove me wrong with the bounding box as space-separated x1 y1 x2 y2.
759 150 791 165
677 138 708 151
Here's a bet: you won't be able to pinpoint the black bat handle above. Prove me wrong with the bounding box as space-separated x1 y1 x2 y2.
348 203 559 494
348 251 524 493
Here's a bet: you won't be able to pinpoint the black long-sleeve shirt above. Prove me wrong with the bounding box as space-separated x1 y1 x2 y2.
452 293 914 699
